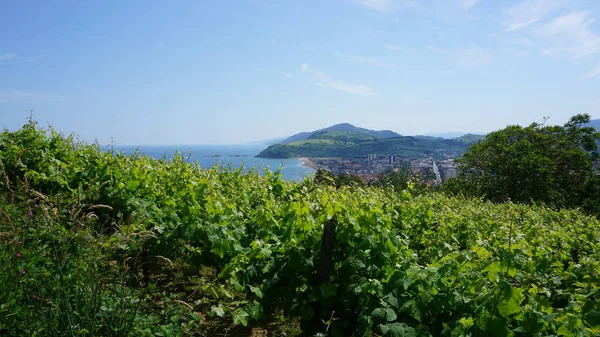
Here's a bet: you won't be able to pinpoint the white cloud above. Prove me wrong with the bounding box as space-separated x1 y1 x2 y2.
581 63 600 79
457 0 479 10
0 53 15 61
538 11 600 59
503 0 562 31
300 63 375 96
454 47 492 65
385 44 403 51
282 72 295 79
337 52 390 68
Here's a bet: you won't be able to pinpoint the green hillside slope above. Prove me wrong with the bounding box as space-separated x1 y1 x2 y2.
279 123 401 144
2 121 600 336
257 130 481 159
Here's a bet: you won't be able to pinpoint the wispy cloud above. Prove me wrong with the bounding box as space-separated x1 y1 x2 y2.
0 54 44 64
282 72 296 79
0 89 78 102
454 47 492 65
349 0 398 13
492 34 535 47
512 37 534 46
385 44 403 51
426 45 445 53
349 0 417 13
300 63 375 96
503 0 562 31
581 63 600 79
0 53 15 61
538 11 600 59
509 50 532 57
457 0 479 10
337 52 390 68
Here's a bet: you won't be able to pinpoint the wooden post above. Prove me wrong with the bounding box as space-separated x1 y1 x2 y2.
302 218 337 336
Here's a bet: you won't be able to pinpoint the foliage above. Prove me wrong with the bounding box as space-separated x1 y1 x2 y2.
448 114 600 213
313 169 365 188
372 166 410 192
278 123 401 144
2 120 600 336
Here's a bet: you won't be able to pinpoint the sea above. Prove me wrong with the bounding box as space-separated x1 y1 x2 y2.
113 144 315 182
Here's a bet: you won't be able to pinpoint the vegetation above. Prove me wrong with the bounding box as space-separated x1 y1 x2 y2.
258 131 480 160
277 123 401 144
2 120 600 336
446 114 600 214
453 134 487 144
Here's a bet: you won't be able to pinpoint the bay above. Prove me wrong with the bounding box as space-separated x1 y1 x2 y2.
114 144 315 181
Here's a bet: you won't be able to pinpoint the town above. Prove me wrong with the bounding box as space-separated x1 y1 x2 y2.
311 154 458 185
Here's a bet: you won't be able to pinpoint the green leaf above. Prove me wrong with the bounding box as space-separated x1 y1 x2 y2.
300 305 314 321
248 300 264 320
399 300 421 322
485 262 502 282
372 308 397 323
496 282 524 318
557 324 574 337
583 301 600 329
344 257 366 272
358 315 373 337
211 305 225 318
320 283 337 298
385 293 399 308
378 323 416 337
249 285 263 299
233 309 249 327
459 316 474 328
482 316 511 337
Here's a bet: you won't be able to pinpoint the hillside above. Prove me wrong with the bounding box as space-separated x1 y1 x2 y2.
454 133 487 143
278 123 401 144
3 121 600 336
257 129 482 159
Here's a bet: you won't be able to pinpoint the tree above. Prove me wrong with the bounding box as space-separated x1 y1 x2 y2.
372 162 411 192
336 172 365 187
450 114 600 211
313 169 336 186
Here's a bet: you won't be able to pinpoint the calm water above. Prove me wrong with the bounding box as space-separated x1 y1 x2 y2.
113 145 315 181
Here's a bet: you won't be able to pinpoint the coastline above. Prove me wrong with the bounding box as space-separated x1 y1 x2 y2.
298 157 319 171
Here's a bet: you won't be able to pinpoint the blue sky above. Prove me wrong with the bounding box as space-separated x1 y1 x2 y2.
1 0 599 145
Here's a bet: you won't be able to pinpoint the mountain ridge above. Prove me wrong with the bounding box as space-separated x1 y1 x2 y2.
254 119 599 159
256 124 486 159
278 123 401 144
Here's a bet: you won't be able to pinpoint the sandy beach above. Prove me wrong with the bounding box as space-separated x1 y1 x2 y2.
298 157 319 171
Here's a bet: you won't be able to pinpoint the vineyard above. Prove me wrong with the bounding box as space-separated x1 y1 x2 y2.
1 121 600 336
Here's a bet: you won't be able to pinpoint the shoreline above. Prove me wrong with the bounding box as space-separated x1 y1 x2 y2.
298 157 319 171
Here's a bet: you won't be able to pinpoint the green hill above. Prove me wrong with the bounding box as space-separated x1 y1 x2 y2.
257 130 482 159
278 123 401 144
3 121 600 336
454 133 486 143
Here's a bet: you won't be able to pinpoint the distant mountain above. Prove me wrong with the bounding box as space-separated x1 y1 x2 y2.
454 133 486 144
419 132 485 139
245 137 286 146
588 119 600 147
278 123 401 144
587 119 600 131
257 129 482 159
